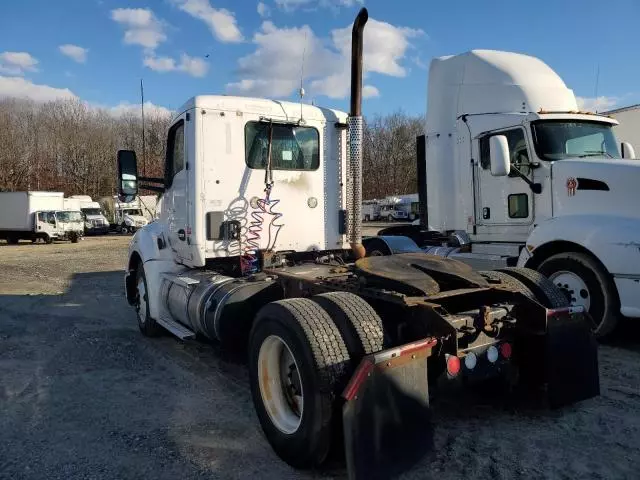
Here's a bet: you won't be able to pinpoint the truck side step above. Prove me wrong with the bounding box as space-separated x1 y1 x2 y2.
157 315 196 340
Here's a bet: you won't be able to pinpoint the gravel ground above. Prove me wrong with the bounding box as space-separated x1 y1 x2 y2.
1 234 640 479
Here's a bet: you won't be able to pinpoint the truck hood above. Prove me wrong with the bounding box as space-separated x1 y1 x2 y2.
125 215 147 224
552 159 640 220
85 214 108 222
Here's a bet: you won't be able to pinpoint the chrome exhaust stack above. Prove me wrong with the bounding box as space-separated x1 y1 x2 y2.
347 7 368 260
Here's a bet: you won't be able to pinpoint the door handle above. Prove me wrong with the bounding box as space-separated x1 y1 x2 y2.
177 229 186 241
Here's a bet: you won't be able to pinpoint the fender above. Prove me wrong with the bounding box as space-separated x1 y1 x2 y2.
517 215 640 277
362 235 423 256
126 222 186 319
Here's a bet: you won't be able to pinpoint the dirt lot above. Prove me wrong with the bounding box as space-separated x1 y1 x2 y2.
1 235 640 479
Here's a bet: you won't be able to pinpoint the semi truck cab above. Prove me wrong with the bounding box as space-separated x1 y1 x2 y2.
384 50 640 337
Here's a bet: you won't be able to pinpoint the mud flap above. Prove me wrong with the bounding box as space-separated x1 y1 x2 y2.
518 307 600 409
342 338 436 480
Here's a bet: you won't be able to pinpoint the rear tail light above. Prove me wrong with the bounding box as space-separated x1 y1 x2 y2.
500 342 512 359
487 346 499 363
463 352 477 370
446 354 461 377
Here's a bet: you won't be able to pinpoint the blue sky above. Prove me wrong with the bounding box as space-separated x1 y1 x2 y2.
1 0 639 117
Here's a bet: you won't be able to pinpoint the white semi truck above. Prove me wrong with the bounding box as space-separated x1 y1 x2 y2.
372 49 640 338
116 9 598 478
0 191 83 243
68 195 110 235
113 197 149 234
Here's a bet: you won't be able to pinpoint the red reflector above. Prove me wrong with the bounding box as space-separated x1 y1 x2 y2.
446 355 461 377
343 359 374 401
500 342 512 359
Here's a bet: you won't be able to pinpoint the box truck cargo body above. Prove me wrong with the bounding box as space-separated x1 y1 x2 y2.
0 191 83 244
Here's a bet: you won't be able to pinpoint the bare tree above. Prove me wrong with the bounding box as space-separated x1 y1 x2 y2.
362 110 424 200
0 98 170 197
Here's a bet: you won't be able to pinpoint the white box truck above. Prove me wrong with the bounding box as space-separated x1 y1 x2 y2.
0 191 83 244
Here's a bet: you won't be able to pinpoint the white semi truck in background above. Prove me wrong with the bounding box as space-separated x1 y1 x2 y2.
373 49 640 338
110 195 157 234
0 191 84 243
115 9 599 478
67 195 110 235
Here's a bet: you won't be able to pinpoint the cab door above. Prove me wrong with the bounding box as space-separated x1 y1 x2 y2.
163 116 191 262
475 127 534 239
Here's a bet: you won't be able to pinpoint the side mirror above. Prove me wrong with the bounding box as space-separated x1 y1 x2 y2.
621 142 636 159
117 150 139 201
489 135 511 176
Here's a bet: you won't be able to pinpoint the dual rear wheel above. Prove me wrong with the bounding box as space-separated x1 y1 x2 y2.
248 293 383 468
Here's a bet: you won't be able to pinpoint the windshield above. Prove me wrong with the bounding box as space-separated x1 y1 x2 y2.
245 121 319 171
531 121 620 160
57 211 83 222
81 208 103 216
124 209 142 216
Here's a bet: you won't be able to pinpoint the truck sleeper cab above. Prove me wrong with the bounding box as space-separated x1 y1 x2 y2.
374 49 640 338
117 9 599 478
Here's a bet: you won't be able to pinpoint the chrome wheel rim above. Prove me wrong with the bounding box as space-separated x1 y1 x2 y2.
258 335 303 434
549 270 591 310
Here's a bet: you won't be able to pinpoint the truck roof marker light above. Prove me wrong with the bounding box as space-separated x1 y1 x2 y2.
500 342 512 359
487 346 499 363
446 354 461 377
463 352 477 370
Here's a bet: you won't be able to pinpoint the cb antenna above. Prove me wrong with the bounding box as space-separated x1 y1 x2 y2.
140 78 146 175
298 31 307 122
593 64 600 113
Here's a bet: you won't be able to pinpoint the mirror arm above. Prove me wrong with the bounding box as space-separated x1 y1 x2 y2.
511 166 542 194
139 176 164 184
139 184 165 193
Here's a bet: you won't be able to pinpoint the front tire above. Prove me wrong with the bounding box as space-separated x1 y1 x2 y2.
537 252 618 337
248 299 350 469
135 265 162 337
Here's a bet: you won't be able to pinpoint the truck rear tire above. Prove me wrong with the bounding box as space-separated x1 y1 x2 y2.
248 298 350 469
479 270 536 300
312 292 384 363
7 236 19 245
537 252 618 337
496 267 569 309
135 266 162 337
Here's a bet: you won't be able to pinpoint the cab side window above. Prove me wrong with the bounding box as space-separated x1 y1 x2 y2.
480 128 529 170
165 120 185 187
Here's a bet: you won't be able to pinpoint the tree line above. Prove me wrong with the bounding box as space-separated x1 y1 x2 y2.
0 97 422 200
0 98 170 198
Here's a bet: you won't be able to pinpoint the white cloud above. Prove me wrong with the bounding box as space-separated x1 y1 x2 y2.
257 2 270 17
111 8 167 50
576 96 618 112
0 75 172 117
144 53 209 77
0 76 76 102
144 55 176 72
59 44 88 63
109 101 172 118
276 0 363 11
172 0 243 43
362 85 379 98
0 52 39 75
227 17 422 100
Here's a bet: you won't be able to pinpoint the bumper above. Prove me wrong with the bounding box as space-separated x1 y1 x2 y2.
615 276 640 318
86 226 110 235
